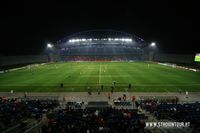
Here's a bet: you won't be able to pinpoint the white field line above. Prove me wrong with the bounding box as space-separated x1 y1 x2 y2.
99 64 101 84
132 83 200 86
1 83 200 87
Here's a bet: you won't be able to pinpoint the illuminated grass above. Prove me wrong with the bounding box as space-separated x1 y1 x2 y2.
0 62 200 92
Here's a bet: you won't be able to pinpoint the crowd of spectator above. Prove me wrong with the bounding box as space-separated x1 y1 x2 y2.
44 107 149 133
0 97 59 132
63 55 140 62
1 95 199 132
139 98 200 132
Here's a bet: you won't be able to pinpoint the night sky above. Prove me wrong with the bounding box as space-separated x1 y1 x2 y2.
1 1 199 55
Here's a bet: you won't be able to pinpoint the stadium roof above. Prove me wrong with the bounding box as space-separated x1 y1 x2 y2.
56 29 146 47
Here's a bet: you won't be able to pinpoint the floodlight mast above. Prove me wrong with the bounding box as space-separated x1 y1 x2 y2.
46 43 54 62
149 42 157 61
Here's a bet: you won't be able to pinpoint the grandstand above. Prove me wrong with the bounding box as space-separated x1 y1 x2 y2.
57 30 147 61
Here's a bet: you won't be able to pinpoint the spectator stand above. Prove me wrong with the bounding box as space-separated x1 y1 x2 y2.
0 97 59 133
138 97 200 133
113 93 136 109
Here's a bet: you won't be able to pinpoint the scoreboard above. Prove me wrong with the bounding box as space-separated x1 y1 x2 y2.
194 53 200 62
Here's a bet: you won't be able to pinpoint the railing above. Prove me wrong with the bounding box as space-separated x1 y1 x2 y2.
1 119 37 133
24 121 42 133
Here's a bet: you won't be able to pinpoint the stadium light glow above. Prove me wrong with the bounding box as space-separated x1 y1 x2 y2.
150 42 156 47
68 38 133 43
82 39 86 41
47 43 53 48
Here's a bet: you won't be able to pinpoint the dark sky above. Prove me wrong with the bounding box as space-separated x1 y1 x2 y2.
1 1 199 55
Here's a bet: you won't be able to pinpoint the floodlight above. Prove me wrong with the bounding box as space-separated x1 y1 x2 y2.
47 43 53 48
150 42 156 47
82 38 86 41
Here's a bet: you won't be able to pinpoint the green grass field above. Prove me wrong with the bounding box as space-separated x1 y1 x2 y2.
0 62 200 92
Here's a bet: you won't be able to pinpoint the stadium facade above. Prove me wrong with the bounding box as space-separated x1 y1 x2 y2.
56 29 147 61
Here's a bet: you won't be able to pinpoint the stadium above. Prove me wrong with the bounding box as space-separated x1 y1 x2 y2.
58 29 146 62
0 29 200 133
0 30 199 92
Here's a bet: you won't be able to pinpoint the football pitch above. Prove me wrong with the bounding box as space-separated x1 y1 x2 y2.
0 62 200 92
